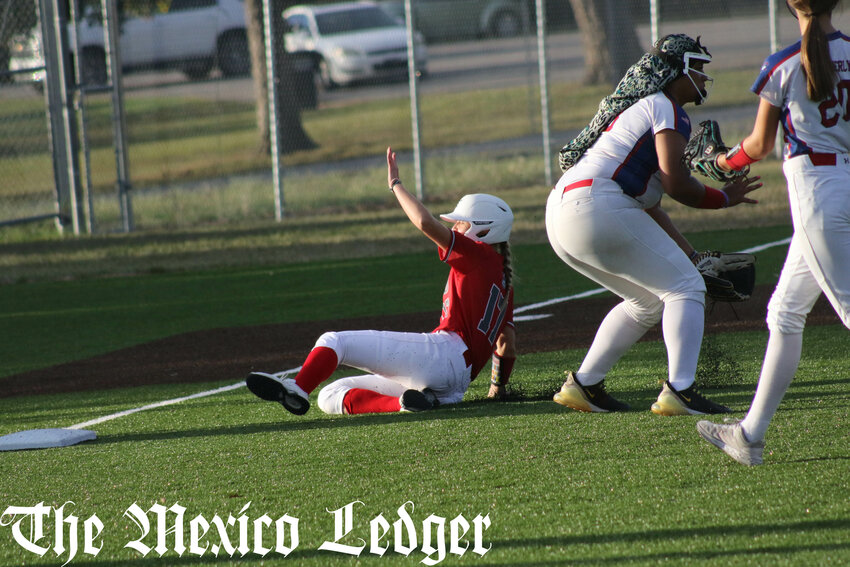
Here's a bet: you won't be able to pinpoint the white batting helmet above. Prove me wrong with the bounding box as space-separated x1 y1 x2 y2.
439 194 513 244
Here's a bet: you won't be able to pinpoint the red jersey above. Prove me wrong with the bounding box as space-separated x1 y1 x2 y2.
433 231 515 379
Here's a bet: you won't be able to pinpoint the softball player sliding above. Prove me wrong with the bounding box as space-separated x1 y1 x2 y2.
246 147 516 416
698 0 850 465
547 34 761 416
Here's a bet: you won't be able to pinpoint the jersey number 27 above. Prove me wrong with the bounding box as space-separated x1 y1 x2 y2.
819 79 850 127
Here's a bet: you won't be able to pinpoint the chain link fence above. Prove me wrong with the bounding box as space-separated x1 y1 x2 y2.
0 0 56 230
0 0 842 236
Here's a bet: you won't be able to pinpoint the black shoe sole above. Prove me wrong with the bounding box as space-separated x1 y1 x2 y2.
246 373 310 415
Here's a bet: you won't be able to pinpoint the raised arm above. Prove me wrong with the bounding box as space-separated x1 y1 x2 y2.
387 147 453 250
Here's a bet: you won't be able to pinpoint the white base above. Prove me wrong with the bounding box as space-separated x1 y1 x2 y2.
0 428 96 451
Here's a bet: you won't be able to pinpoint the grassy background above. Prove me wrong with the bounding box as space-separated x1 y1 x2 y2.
0 223 848 565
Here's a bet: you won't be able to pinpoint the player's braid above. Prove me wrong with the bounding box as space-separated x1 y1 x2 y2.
496 242 513 291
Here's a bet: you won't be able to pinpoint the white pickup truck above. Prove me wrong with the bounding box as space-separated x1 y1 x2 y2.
10 0 249 84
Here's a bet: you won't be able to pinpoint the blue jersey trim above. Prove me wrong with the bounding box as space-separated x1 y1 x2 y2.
755 32 850 94
612 130 656 197
752 41 801 94
612 93 690 198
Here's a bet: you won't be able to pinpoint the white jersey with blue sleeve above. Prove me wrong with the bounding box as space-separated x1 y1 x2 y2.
752 32 850 159
559 91 692 209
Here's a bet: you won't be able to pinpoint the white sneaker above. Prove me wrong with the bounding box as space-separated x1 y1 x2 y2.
696 419 764 466
246 372 310 415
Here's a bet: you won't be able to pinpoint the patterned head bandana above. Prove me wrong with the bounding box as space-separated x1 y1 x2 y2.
558 34 711 172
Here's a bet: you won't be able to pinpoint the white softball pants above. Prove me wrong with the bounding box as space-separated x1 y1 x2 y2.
768 154 850 334
315 330 472 415
546 183 706 386
740 154 850 442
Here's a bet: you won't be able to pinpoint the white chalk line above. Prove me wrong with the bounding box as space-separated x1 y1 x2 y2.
513 237 792 316
68 369 300 430
740 236 791 254
514 313 553 321
65 237 793 431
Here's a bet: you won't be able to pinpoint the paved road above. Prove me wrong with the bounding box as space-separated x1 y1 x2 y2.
0 13 825 106
108 14 807 105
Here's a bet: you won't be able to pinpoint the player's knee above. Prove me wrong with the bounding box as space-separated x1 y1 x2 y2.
317 382 347 415
622 300 663 328
767 294 809 334
315 331 341 353
665 289 706 307
767 309 807 334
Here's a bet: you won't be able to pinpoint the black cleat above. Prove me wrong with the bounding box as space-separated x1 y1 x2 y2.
246 372 310 416
553 371 630 412
652 380 732 416
399 389 439 412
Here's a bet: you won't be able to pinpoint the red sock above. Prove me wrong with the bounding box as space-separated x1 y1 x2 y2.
342 389 402 414
294 346 338 393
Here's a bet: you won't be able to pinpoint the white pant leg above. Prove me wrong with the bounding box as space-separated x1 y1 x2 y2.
766 233 823 334
317 374 409 415
780 158 850 329
546 185 705 318
314 330 471 409
546 185 706 384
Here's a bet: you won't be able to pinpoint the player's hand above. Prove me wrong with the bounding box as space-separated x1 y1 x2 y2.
487 383 506 400
387 147 400 188
721 175 762 207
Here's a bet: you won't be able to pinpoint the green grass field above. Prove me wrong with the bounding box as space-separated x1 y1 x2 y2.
1 224 849 566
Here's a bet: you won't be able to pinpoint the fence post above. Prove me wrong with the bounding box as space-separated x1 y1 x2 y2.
404 0 424 200
41 0 84 234
102 0 133 232
649 0 659 45
769 0 783 159
535 0 553 187
264 0 285 221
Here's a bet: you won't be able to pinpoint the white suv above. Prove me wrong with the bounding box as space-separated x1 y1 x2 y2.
10 0 249 84
283 2 427 89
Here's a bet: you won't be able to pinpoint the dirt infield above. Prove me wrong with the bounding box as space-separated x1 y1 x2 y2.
4 284 842 398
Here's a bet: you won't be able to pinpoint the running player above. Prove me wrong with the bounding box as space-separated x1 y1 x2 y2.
547 34 761 415
698 0 850 464
245 147 517 415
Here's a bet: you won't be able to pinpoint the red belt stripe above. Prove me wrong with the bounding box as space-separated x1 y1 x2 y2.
809 152 837 166
562 178 593 196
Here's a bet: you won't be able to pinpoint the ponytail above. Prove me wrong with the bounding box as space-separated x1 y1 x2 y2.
790 0 839 101
496 242 513 291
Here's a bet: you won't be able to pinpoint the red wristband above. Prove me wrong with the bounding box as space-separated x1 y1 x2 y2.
726 142 757 170
698 185 729 209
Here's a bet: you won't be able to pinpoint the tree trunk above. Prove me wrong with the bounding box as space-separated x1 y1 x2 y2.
243 0 316 156
244 0 269 154
567 0 643 86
